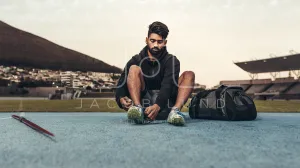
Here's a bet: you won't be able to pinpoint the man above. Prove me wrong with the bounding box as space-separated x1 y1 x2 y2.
115 21 195 126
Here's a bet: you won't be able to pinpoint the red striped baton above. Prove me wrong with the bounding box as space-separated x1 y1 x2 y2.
12 115 55 137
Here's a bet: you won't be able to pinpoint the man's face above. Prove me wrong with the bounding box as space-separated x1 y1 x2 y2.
146 33 167 56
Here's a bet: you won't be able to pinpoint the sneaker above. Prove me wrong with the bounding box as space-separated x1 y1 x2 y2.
167 107 186 126
127 105 144 124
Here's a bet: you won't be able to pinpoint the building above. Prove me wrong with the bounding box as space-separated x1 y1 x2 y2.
60 71 72 87
72 79 82 88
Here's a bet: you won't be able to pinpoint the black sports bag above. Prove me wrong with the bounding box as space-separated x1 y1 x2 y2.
189 85 257 121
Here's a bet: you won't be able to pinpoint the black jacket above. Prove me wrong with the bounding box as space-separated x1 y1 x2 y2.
115 45 180 109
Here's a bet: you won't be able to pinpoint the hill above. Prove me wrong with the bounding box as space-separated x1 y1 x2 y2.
0 21 121 73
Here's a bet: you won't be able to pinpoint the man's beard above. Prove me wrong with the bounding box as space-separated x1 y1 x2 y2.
149 47 163 57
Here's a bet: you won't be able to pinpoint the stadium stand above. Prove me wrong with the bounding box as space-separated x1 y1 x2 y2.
273 77 296 83
259 77 296 93
220 53 300 100
265 83 294 93
246 84 271 94
234 54 300 73
285 82 300 94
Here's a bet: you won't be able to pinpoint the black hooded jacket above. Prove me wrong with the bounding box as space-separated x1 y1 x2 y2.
115 45 180 109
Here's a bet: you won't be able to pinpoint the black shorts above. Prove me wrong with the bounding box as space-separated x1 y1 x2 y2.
139 88 178 120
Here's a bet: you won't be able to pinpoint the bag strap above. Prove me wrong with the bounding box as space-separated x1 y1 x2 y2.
215 85 227 99
216 85 244 119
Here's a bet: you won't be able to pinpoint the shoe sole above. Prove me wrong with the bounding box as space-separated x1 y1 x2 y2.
127 107 144 124
168 117 185 126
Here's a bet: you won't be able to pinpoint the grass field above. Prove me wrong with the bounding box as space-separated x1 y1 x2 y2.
1 99 300 112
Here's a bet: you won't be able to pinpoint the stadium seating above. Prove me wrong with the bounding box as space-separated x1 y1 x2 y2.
285 83 300 94
264 83 294 93
228 54 300 100
240 84 251 91
246 84 271 94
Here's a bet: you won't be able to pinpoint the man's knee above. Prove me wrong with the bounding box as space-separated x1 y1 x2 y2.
182 71 195 80
129 65 142 75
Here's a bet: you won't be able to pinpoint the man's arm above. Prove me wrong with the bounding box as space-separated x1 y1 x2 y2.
154 56 180 109
115 58 136 109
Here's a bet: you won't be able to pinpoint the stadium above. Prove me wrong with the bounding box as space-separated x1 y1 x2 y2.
1 3 300 167
220 52 300 101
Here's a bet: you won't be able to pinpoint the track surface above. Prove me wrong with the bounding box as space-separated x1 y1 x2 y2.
0 112 299 168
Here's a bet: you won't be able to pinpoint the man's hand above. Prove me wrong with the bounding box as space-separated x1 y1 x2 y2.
144 104 161 121
120 96 132 111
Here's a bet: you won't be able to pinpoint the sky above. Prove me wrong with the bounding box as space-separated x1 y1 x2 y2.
1 0 300 88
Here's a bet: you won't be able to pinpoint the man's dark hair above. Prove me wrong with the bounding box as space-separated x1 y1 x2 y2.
148 21 169 40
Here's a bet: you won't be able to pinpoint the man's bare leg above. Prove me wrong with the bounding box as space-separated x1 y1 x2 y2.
167 71 195 126
174 71 195 110
127 65 146 124
127 65 146 106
